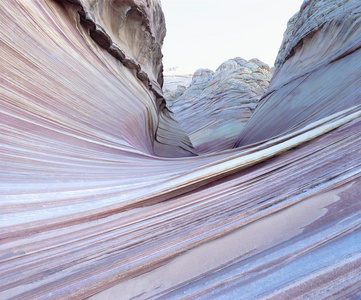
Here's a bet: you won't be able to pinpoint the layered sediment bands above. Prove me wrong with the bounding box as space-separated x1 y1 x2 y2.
166 58 272 154
1 0 361 299
236 0 361 146
58 0 194 157
81 0 166 87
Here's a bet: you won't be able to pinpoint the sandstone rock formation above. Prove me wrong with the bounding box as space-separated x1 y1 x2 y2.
165 58 272 154
1 0 361 299
236 0 361 146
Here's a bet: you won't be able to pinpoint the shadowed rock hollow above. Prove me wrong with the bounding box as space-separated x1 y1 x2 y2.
1 0 361 299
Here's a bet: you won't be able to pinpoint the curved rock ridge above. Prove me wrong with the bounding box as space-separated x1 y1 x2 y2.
57 0 195 157
1 0 361 299
236 0 361 146
165 58 272 154
275 0 355 69
80 0 166 87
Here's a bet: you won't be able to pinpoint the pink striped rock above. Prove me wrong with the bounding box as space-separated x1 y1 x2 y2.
1 0 361 299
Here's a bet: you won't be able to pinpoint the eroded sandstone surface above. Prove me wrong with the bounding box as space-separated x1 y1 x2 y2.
165 58 272 154
1 0 361 299
236 0 361 146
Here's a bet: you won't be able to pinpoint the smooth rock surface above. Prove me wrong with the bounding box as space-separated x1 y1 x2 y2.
1 0 361 299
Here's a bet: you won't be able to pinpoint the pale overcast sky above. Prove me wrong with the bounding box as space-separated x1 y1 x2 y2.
161 0 304 74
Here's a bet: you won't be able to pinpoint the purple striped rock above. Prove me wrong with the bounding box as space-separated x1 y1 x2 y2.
1 0 361 299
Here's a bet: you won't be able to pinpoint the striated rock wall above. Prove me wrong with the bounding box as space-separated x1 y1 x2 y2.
166 58 272 154
56 0 195 157
80 0 166 87
236 0 361 146
1 0 361 299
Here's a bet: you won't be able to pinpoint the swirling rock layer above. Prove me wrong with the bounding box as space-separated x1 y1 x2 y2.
1 0 361 299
